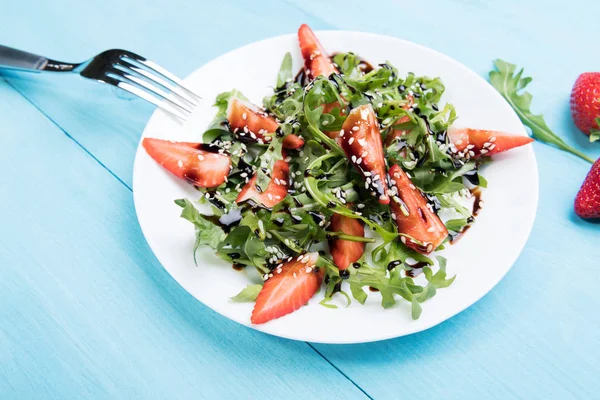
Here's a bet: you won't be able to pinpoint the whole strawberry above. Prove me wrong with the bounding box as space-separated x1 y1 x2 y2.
574 158 600 219
570 73 600 137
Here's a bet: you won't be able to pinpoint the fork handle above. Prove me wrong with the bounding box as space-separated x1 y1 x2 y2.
0 45 50 72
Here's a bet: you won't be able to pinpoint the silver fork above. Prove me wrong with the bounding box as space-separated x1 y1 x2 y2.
0 45 200 120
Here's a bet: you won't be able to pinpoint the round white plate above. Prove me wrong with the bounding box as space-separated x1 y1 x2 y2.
133 31 538 344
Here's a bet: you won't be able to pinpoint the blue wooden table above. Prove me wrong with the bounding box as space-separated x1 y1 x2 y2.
1 1 599 398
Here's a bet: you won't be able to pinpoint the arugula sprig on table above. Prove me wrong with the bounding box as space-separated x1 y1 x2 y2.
489 59 595 163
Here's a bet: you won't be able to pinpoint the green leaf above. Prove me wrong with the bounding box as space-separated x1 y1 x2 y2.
230 284 262 302
349 282 367 305
489 59 594 163
590 120 600 143
177 199 226 251
276 52 293 88
411 297 422 320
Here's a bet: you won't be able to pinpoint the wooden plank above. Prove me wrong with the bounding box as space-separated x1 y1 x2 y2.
0 0 336 186
0 80 367 399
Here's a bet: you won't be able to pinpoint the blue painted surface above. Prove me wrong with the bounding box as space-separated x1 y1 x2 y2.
1 0 599 399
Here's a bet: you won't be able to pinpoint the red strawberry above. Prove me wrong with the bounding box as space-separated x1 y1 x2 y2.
142 138 230 188
570 73 600 136
251 252 323 324
298 24 338 80
282 134 305 150
328 213 365 270
388 165 448 254
227 97 303 149
448 127 533 159
574 158 600 219
340 104 390 204
236 160 289 208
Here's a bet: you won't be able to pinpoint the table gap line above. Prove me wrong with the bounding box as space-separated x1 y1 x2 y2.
2 76 376 399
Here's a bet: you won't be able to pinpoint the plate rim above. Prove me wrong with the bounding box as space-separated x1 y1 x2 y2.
132 30 539 344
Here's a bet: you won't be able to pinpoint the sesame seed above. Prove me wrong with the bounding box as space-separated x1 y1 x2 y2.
348 137 355 145
455 140 463 145
305 266 313 272
351 155 357 163
242 112 247 120
240 172 248 178
480 149 488 154
177 160 183 168
489 144 496 150
401 236 407 244
426 244 433 253
364 171 372 177
352 126 360 132
391 213 397 220
361 151 368 158
357 203 365 209
250 132 257 139
285 156 292 162
339 129 345 137
489 136 497 142
267 193 273 200
466 144 475 150
293 272 297 278
243 126 249 133
427 227 435 233
198 154 205 161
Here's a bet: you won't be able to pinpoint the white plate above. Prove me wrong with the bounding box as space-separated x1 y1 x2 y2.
133 31 538 344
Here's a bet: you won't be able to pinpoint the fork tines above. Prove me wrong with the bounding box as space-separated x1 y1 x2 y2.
106 51 201 120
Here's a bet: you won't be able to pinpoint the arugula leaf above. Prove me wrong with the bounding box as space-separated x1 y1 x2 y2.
177 199 226 251
489 59 594 163
230 284 262 302
411 297 423 320
276 52 293 88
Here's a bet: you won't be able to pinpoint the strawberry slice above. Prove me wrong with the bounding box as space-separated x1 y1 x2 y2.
251 252 323 324
448 127 534 159
227 97 303 149
142 138 230 188
282 134 305 150
236 160 289 208
328 213 365 270
388 165 448 254
340 104 390 204
298 24 338 80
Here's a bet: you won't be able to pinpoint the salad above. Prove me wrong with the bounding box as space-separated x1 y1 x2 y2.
142 24 533 324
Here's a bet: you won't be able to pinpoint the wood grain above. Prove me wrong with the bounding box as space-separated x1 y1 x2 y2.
0 80 367 399
1 0 600 398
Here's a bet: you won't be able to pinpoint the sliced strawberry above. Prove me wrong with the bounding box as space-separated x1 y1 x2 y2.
328 213 365 270
282 134 305 150
388 164 448 254
340 104 390 204
298 24 338 80
142 138 230 188
236 160 289 208
251 252 323 324
448 127 534 158
227 97 303 149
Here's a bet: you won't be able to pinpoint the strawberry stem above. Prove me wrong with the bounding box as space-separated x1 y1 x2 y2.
325 232 376 243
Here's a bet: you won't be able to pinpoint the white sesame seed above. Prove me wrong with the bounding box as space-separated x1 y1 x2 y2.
177 160 183 168
489 136 497 142
352 126 360 132
401 236 407 244
455 140 463 145
197 154 205 161
339 129 345 137
267 193 273 200
364 171 372 177
489 144 496 150
480 149 488 154
427 227 435 233
243 126 249 133
351 155 357 163
348 137 355 145
357 203 365 209
391 213 397 220
305 266 313 272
